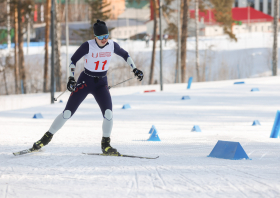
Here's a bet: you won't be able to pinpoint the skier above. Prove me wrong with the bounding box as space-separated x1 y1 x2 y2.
163 34 168 47
144 34 150 47
31 20 144 155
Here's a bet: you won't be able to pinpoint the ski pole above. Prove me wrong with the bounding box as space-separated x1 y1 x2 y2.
108 76 136 89
53 81 85 101
54 89 68 101
54 78 135 100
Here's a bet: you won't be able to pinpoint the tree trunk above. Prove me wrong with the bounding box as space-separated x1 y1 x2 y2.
43 0 51 92
195 0 200 81
181 0 189 83
162 10 171 24
177 0 181 83
3 69 9 95
14 2 19 94
272 0 279 76
18 1 26 94
149 0 158 85
54 0 62 91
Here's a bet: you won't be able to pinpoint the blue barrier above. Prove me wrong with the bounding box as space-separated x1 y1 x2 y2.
33 113 43 119
122 104 131 109
208 140 250 160
234 81 245 84
182 96 190 100
147 127 161 141
270 110 280 138
0 42 51 49
187 77 193 89
191 125 201 132
252 120 261 126
149 125 156 134
251 88 259 92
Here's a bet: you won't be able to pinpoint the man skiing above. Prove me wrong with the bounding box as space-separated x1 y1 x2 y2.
31 20 144 155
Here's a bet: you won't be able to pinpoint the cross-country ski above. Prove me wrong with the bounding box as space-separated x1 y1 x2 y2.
13 148 38 156
82 152 159 159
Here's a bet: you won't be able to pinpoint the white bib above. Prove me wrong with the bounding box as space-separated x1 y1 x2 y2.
84 39 114 72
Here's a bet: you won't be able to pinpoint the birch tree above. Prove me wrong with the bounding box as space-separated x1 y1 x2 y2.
272 0 279 76
43 0 51 92
13 0 19 93
195 0 199 81
180 0 189 83
54 0 62 91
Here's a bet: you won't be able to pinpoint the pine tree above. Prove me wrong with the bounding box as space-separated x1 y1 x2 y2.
74 0 111 41
15 0 33 94
210 0 237 41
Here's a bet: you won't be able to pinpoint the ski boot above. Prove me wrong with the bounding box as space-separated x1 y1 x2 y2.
32 132 53 151
101 137 120 156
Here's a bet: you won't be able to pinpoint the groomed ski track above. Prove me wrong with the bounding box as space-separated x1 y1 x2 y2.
0 76 280 198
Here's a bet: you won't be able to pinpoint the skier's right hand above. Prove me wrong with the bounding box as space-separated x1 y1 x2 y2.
67 77 76 92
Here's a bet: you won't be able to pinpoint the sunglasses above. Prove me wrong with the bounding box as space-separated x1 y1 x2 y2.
95 34 109 40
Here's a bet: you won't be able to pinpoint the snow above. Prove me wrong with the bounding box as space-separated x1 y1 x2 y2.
1 76 280 197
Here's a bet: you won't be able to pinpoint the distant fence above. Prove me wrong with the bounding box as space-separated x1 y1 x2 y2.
0 42 51 49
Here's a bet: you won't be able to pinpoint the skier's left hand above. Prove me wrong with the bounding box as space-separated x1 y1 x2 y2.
133 68 144 81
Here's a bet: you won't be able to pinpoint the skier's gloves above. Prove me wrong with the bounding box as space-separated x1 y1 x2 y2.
133 68 144 81
67 77 76 92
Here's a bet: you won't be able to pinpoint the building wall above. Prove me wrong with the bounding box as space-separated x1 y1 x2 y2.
205 25 224 36
111 25 147 39
204 22 273 36
33 0 125 23
105 0 125 19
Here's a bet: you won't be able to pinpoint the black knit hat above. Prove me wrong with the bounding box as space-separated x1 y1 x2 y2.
93 20 108 36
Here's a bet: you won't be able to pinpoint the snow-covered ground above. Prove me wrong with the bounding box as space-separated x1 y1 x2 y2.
1 76 280 197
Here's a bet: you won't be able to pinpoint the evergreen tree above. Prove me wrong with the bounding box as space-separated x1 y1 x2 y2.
9 0 34 94
210 0 237 41
74 0 111 41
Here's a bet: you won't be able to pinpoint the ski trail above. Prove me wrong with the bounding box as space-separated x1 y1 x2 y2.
205 166 249 197
226 166 276 191
126 167 139 197
226 166 271 181
134 167 139 190
155 167 167 188
208 164 275 197
52 157 78 167
228 180 249 198
126 179 134 197
222 176 249 198
4 184 8 198
259 152 268 160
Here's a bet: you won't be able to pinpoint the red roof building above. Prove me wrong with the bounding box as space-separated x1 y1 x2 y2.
189 7 275 36
189 7 274 24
